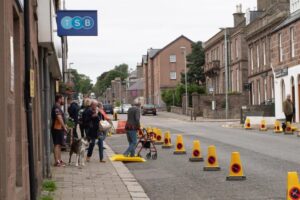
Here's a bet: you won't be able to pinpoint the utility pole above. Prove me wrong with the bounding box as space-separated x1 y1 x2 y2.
181 47 188 115
224 28 229 119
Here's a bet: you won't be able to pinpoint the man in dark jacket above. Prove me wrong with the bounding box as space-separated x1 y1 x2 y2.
68 98 79 138
124 99 141 157
283 94 294 123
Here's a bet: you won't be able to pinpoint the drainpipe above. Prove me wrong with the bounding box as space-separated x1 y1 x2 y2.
24 0 36 199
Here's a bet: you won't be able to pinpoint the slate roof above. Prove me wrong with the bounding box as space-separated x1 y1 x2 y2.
273 10 300 32
127 78 144 91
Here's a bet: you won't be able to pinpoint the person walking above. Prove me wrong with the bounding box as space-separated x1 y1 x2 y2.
86 100 106 163
283 94 294 123
124 100 141 157
79 98 91 138
51 94 68 167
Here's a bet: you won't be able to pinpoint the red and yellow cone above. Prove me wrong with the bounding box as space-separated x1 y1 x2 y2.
226 152 246 181
155 128 164 145
260 119 268 131
244 118 251 130
162 131 173 149
285 122 294 135
274 120 283 133
203 145 220 171
173 134 186 154
189 140 204 162
286 172 300 200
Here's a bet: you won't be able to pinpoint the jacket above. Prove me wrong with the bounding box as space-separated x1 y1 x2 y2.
283 99 293 116
125 106 140 130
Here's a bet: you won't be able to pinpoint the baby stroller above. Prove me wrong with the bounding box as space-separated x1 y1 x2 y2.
135 128 158 160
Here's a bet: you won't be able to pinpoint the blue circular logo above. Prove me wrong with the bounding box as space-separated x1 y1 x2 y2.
61 16 73 30
71 16 83 30
82 16 94 29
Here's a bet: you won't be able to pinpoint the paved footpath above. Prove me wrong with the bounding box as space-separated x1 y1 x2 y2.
52 141 149 200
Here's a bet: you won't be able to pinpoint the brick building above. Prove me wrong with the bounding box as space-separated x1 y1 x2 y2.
245 0 290 106
0 0 63 199
271 0 300 121
143 35 193 106
204 5 248 95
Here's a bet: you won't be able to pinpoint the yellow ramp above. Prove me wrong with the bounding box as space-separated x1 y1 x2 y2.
110 154 146 162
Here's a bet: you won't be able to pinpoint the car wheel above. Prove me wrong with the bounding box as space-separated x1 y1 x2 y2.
153 113 157 116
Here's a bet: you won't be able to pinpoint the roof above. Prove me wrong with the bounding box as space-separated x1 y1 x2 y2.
127 78 144 91
148 49 161 59
273 10 300 32
151 35 194 59
129 70 137 78
142 55 147 64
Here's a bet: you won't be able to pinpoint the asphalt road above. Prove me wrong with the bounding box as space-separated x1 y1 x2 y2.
106 113 300 200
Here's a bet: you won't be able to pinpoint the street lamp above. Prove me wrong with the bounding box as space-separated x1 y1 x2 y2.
67 62 74 82
220 28 229 119
181 46 188 115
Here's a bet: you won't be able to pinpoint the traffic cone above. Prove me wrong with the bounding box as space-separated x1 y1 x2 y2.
150 127 157 142
189 140 204 162
274 120 283 133
203 145 221 171
260 119 268 131
162 131 173 149
286 172 300 200
173 135 186 154
155 128 164 145
244 117 251 130
285 122 294 135
226 152 246 181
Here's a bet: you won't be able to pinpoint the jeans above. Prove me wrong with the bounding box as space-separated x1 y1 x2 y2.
87 138 104 161
123 130 137 157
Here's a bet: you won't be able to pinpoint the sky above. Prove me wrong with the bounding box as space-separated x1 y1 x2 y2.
66 0 257 83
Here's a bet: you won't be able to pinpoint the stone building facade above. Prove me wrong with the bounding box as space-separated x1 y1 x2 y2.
245 0 290 106
271 1 300 121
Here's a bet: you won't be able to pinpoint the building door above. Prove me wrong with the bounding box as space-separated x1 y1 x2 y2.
291 77 295 122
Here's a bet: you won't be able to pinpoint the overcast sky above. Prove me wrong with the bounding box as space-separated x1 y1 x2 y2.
66 0 256 83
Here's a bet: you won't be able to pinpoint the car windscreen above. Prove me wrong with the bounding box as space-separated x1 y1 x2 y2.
144 104 155 108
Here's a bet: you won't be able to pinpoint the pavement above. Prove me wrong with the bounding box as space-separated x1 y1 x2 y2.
106 113 300 200
52 141 149 200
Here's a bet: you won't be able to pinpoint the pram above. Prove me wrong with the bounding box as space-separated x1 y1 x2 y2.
135 128 158 160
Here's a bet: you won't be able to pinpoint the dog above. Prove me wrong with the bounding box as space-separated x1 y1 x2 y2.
68 137 89 167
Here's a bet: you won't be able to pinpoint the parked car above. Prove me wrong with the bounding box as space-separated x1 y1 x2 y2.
113 106 122 114
103 104 113 114
121 104 132 114
141 104 157 116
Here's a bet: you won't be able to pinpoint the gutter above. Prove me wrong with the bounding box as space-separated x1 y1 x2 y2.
24 0 36 199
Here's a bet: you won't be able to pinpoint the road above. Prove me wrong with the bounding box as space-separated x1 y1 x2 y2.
106 113 300 200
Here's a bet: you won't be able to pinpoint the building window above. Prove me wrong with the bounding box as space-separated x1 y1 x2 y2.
250 47 254 71
279 33 283 62
236 69 240 92
231 70 235 92
235 38 238 59
169 55 176 63
251 82 255 105
170 72 177 80
291 0 300 13
270 76 274 99
281 79 285 103
264 78 267 102
263 41 266 66
257 44 260 69
257 80 261 105
291 27 295 58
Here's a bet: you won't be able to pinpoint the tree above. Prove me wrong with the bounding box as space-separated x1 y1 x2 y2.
93 63 129 96
70 69 93 95
181 41 205 85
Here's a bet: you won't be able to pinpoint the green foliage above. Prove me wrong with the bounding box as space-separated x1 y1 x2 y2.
115 100 121 107
162 84 206 109
70 69 93 95
93 64 129 97
42 180 57 192
40 195 53 200
181 41 205 85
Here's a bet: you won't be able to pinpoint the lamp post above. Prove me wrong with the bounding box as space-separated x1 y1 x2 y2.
181 46 188 115
220 28 229 119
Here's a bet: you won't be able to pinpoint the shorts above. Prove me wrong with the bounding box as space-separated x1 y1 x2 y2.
51 129 65 145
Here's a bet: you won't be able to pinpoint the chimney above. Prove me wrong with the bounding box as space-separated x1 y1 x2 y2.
233 4 245 27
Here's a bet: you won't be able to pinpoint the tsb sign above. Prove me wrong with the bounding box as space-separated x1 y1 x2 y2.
57 10 98 36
